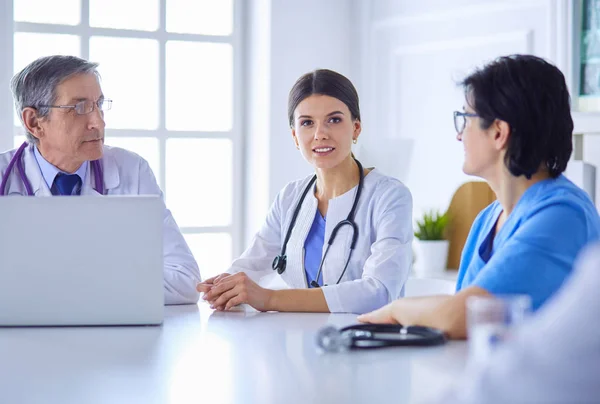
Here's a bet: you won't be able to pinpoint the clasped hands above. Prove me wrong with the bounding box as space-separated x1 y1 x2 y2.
196 272 273 312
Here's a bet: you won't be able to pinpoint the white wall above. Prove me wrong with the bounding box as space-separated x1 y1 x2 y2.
243 0 356 244
583 136 600 204
267 0 356 201
0 1 13 153
356 0 582 220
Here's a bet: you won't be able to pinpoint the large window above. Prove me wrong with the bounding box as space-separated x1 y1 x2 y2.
12 0 243 279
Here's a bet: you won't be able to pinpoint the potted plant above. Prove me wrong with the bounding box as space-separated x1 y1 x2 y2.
413 210 450 275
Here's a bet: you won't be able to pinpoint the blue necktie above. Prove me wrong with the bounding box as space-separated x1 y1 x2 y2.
54 173 82 195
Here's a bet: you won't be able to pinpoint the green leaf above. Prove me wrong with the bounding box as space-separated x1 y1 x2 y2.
414 209 449 241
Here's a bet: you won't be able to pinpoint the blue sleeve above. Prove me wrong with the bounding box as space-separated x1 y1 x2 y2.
472 202 590 310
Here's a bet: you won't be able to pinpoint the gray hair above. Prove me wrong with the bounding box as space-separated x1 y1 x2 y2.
10 55 99 144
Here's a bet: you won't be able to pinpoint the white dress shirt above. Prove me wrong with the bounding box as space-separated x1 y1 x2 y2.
227 168 413 314
0 143 201 305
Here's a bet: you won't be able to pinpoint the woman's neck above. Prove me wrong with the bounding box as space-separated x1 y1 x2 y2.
314 156 360 202
487 164 551 217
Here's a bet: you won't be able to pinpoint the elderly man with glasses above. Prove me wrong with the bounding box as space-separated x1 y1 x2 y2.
0 55 200 305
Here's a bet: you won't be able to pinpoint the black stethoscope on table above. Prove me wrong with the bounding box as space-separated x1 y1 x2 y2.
272 158 364 287
316 323 447 351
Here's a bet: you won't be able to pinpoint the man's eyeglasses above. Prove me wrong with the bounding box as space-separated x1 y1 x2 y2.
453 111 478 133
39 99 112 115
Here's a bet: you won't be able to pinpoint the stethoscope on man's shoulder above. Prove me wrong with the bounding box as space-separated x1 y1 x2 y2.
271 157 364 287
0 142 105 196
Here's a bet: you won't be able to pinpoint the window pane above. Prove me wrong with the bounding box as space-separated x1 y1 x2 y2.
13 33 81 126
103 137 160 185
166 42 232 131
90 36 159 130
14 0 81 25
166 0 232 36
184 233 232 280
14 32 81 73
166 138 232 227
89 0 159 31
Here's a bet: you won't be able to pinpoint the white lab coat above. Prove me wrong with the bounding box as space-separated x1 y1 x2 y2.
228 168 413 314
0 143 200 305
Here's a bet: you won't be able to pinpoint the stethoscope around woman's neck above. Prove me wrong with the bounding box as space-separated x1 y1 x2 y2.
271 158 364 287
0 142 104 196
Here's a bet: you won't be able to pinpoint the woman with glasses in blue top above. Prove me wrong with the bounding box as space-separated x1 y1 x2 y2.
359 54 600 338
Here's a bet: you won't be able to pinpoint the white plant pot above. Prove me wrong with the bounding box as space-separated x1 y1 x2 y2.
413 240 449 276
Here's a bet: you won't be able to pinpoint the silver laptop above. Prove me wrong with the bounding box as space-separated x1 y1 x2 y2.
0 196 164 326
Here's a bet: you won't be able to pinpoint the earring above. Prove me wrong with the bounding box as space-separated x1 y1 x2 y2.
353 138 358 144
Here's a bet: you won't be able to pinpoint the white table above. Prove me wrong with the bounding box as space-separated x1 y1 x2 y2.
0 304 468 404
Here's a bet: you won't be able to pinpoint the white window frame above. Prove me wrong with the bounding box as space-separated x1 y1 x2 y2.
2 0 245 262
0 2 14 153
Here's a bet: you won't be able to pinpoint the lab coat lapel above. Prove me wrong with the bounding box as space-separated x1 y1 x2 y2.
321 189 356 285
280 185 318 289
81 147 120 196
21 144 51 196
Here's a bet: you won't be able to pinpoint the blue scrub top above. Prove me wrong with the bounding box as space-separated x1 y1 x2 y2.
456 175 600 310
304 211 326 287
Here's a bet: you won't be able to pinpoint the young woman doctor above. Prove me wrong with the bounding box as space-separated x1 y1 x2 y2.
197 69 413 314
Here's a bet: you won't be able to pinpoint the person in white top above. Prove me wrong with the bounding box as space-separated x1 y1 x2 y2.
0 55 200 305
439 241 600 404
198 69 413 314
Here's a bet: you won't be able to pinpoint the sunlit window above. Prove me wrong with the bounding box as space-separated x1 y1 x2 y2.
12 0 240 279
